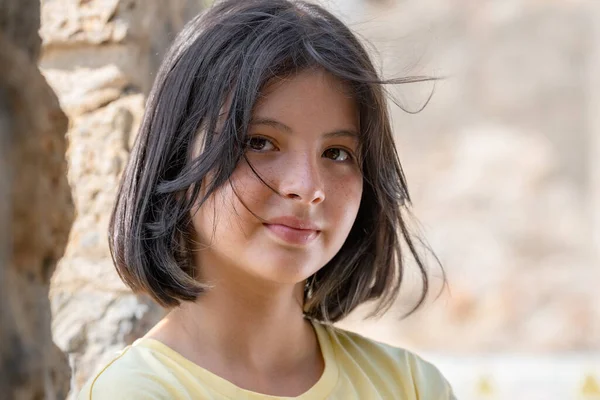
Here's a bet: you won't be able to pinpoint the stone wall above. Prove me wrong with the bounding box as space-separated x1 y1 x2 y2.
0 0 73 398
40 0 208 397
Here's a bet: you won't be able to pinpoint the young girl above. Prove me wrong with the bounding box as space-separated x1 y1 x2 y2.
80 0 455 398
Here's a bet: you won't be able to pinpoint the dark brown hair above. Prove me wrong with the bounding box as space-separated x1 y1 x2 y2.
109 0 443 322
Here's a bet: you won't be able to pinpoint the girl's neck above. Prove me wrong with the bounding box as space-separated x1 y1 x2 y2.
181 280 310 366
145 275 322 387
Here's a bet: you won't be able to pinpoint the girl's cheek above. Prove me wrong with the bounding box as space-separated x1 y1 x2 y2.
228 160 277 205
326 166 363 192
342 171 363 205
238 154 276 178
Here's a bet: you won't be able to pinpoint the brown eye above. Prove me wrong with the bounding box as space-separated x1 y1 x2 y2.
323 148 350 162
246 136 275 151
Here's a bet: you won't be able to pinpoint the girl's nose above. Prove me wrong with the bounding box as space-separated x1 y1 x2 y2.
279 155 325 205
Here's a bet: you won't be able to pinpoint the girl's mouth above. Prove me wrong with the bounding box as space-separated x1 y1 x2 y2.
263 223 320 246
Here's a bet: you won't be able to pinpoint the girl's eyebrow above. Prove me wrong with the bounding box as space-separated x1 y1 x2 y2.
250 117 359 140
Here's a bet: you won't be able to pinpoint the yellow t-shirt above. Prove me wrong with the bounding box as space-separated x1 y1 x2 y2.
79 321 456 399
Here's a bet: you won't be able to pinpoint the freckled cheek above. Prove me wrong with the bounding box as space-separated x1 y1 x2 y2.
326 172 363 219
228 162 279 210
190 161 281 244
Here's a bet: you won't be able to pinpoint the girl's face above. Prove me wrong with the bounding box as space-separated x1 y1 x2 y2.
192 69 363 287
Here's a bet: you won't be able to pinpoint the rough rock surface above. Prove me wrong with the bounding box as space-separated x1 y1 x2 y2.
0 0 73 398
40 0 207 397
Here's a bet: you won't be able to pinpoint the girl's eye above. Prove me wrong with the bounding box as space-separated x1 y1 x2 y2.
323 148 351 162
246 136 276 151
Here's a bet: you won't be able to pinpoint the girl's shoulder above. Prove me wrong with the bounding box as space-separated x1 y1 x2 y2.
320 321 429 360
316 322 457 399
77 339 188 400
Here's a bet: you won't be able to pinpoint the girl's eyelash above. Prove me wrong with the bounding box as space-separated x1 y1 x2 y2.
245 135 278 151
245 136 357 162
324 146 357 162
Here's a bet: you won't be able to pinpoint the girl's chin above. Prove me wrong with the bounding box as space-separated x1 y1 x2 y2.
242 259 321 285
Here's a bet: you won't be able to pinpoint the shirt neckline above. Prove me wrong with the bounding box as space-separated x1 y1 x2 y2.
133 319 339 399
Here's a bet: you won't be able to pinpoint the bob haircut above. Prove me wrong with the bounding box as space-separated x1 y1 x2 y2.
109 0 442 322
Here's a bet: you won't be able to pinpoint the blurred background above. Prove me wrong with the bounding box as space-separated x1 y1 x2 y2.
1 0 599 399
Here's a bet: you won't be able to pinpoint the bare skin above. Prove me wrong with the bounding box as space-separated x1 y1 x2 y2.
145 68 363 396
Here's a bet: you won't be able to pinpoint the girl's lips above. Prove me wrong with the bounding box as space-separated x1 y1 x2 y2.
263 223 320 246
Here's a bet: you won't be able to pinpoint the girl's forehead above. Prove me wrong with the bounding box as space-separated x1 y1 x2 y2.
258 69 354 102
251 69 359 132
